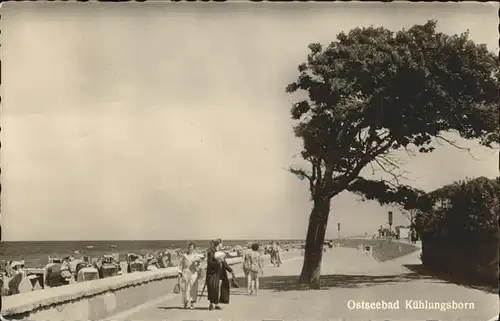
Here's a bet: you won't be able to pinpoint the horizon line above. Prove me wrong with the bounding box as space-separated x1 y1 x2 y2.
1 236 370 242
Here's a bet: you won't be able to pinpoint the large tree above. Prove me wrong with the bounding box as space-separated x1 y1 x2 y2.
285 20 499 288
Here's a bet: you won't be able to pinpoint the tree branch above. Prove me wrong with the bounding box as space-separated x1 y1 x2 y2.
289 155 325 196
373 154 413 185
289 167 314 194
435 134 479 160
324 136 397 198
373 157 401 184
346 177 428 211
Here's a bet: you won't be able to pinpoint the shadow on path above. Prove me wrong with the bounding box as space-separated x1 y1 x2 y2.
403 264 498 295
158 306 210 311
232 272 434 292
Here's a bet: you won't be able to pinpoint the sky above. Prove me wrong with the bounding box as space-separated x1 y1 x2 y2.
1 2 498 241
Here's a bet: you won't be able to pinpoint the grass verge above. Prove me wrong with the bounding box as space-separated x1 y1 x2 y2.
332 238 419 262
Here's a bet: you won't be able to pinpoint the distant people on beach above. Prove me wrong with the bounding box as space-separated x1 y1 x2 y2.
242 244 252 290
6 261 25 295
177 242 202 309
205 239 236 310
247 243 264 295
60 257 73 284
164 251 174 267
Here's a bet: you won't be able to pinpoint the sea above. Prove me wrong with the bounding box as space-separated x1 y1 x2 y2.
0 239 302 268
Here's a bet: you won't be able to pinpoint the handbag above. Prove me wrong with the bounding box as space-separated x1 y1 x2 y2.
173 283 180 294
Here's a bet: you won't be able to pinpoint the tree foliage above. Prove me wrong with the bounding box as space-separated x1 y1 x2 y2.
416 176 500 236
287 20 499 207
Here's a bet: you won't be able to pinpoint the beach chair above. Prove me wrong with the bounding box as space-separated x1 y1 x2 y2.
44 262 71 288
77 266 99 282
99 261 119 278
146 258 159 271
169 252 179 266
28 274 42 291
127 254 145 273
100 255 120 277
1 278 10 296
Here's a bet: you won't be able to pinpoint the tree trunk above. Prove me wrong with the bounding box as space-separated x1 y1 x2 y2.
299 197 331 289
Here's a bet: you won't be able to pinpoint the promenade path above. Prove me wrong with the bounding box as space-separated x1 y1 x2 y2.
110 247 498 321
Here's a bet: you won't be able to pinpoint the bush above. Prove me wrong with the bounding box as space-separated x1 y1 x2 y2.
415 177 499 285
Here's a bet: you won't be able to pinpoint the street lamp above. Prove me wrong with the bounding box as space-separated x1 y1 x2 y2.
337 223 341 247
388 211 393 243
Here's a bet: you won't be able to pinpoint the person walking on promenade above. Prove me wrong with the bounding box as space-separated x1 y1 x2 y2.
177 242 202 309
268 242 276 265
242 244 252 294
276 242 283 266
248 243 264 295
206 239 236 311
271 242 282 267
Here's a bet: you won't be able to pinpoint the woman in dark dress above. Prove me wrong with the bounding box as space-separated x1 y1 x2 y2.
205 239 235 310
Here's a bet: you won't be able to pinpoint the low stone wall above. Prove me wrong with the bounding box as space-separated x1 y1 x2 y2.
1 257 243 320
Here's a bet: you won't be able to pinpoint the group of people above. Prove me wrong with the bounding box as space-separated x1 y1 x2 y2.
175 239 269 311
175 239 236 311
376 225 419 244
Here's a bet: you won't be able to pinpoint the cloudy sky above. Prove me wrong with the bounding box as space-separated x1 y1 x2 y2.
1 2 498 241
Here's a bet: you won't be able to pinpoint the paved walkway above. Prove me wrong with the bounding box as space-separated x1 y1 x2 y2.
112 248 498 321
